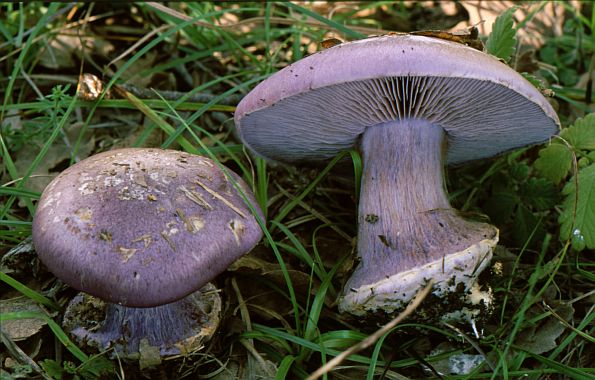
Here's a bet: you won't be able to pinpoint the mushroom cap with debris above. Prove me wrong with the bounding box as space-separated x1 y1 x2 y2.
33 148 263 307
235 34 559 165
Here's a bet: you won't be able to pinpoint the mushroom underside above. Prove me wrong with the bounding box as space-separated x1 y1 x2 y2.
238 76 557 165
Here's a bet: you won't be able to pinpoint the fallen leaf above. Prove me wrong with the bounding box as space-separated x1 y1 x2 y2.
0 297 47 341
515 302 573 354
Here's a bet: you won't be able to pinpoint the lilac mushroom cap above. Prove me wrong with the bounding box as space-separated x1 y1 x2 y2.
235 34 559 165
32 148 264 357
33 148 263 308
234 35 560 316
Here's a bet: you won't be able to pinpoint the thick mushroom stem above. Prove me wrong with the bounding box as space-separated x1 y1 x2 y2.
63 285 221 358
340 119 498 316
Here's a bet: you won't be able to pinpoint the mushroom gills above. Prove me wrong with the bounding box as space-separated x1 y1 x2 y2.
239 76 553 165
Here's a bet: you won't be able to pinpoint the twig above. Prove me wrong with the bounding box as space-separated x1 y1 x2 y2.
232 277 276 378
542 302 594 343
193 179 247 218
106 24 171 69
276 185 352 242
1 327 54 380
307 281 434 380
20 68 44 99
118 84 243 105
568 288 595 304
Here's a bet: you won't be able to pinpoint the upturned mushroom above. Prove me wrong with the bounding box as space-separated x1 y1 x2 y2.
234 35 559 317
32 148 263 358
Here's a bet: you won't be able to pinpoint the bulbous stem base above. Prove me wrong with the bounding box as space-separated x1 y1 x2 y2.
63 283 221 364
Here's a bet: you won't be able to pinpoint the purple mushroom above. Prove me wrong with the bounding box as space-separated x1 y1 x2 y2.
234 35 559 317
32 148 263 357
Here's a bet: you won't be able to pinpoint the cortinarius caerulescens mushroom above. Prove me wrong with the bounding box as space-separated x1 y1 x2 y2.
234 35 560 317
33 148 263 358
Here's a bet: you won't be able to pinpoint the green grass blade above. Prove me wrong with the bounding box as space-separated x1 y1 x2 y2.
0 187 41 199
0 272 59 311
348 149 362 200
271 151 347 233
1 3 61 120
284 2 366 39
0 311 88 362
524 352 594 380
275 355 296 380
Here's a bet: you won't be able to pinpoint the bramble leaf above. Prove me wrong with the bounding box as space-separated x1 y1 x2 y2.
559 113 595 150
77 356 114 379
485 190 519 224
486 7 517 61
534 143 573 184
521 72 544 89
559 164 595 250
510 162 530 182
520 177 558 211
513 204 545 248
40 359 64 379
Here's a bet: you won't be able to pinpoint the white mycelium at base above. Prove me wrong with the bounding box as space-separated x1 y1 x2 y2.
339 234 497 316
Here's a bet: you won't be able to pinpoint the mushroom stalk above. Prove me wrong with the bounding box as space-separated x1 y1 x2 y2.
63 287 220 357
87 302 199 352
341 119 497 314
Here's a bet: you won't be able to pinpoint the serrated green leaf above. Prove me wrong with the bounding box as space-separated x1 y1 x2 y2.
520 177 558 211
521 72 545 90
513 204 545 249
486 7 518 61
534 144 573 184
560 113 595 151
77 356 114 379
510 162 529 182
40 359 64 379
578 156 590 169
485 190 519 225
39 357 113 380
559 164 595 250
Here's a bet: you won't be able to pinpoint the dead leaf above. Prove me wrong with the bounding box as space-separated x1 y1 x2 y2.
10 122 94 204
0 237 37 279
211 356 277 380
515 302 574 354
410 25 483 51
111 51 175 90
227 255 278 273
38 33 115 70
0 297 47 341
320 37 344 49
